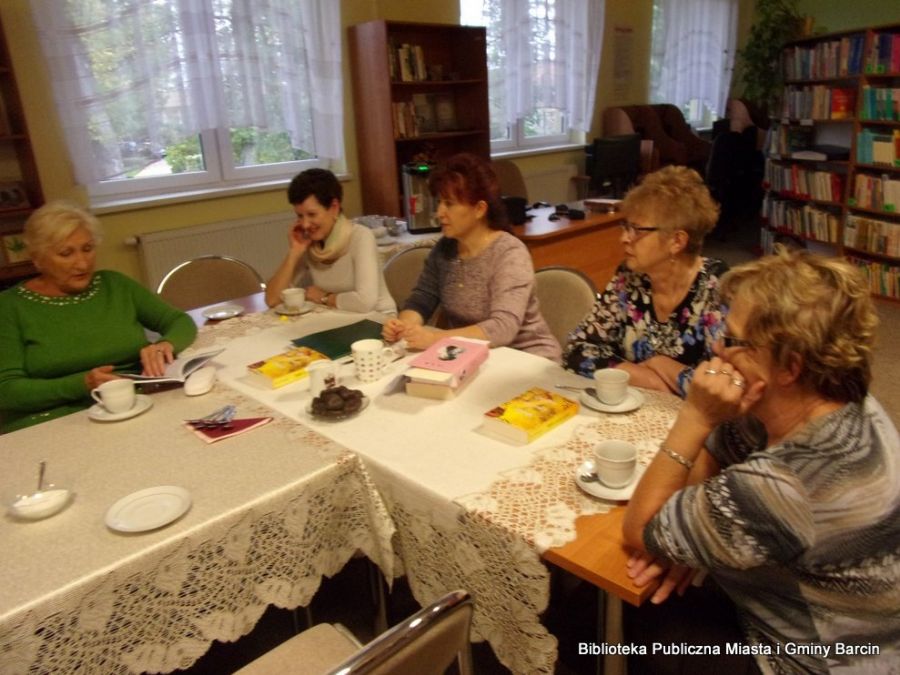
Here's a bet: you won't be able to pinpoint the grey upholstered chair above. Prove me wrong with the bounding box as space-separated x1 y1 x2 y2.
235 589 474 675
382 245 433 309
156 255 265 311
534 265 598 346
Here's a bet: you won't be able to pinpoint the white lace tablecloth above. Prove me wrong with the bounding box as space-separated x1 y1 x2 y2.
194 314 682 674
0 385 394 675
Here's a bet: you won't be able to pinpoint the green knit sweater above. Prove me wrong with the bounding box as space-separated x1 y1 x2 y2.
0 270 197 432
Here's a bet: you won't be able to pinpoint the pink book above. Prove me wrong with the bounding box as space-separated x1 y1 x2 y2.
406 337 489 388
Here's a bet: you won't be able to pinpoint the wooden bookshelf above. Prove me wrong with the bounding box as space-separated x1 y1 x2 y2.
348 20 490 217
763 22 900 301
0 12 43 288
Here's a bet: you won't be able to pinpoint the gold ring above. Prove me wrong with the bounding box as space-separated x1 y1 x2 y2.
719 370 733 377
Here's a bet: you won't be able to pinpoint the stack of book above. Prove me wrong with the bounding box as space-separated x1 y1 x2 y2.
404 337 489 400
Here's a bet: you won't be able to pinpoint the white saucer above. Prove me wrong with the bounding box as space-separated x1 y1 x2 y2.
575 460 646 501
202 303 244 320
580 387 644 413
88 394 154 422
274 301 315 316
105 485 191 533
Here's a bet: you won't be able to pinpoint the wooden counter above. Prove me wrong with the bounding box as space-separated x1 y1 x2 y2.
513 207 624 289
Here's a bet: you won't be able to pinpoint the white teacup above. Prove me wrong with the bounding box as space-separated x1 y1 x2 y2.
91 379 136 414
351 339 396 383
593 368 630 405
308 360 339 397
281 288 306 310
593 439 637 489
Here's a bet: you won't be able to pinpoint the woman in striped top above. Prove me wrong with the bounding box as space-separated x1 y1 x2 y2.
623 247 899 674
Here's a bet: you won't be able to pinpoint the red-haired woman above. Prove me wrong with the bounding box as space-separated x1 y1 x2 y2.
382 153 560 362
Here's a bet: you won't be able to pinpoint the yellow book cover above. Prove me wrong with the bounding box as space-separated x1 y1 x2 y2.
247 347 328 389
481 387 579 445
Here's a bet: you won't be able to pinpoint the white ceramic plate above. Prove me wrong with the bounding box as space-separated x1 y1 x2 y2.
575 460 646 501
274 302 315 316
580 387 644 414
88 394 154 422
305 395 369 421
105 485 191 533
202 303 244 320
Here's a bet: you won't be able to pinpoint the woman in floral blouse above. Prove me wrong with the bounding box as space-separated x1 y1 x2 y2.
563 166 726 397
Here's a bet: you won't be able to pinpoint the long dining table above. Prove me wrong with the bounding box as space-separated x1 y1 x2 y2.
181 300 680 674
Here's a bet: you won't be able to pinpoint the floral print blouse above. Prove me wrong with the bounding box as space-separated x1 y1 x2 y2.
563 257 728 397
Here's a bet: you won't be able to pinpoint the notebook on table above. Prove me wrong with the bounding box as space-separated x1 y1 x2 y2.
290 319 385 360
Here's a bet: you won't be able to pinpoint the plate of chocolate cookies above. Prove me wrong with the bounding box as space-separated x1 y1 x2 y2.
306 386 369 421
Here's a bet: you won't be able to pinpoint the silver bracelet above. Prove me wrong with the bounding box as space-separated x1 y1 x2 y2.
661 445 695 470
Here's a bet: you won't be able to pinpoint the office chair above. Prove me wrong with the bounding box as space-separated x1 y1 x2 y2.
534 266 597 345
156 255 265 311
236 589 474 675
584 134 642 198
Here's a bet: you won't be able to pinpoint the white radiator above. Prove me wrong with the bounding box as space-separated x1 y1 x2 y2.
131 213 291 290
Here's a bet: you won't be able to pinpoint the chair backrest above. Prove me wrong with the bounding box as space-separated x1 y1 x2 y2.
491 159 528 200
585 134 642 198
534 266 597 346
382 245 432 309
329 589 474 675
156 255 265 311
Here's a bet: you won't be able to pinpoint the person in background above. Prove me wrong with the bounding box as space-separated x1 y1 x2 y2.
382 153 561 362
622 247 899 674
265 168 396 314
563 165 727 397
0 201 197 433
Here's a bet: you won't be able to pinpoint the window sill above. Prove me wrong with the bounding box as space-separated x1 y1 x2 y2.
491 142 586 160
92 173 353 215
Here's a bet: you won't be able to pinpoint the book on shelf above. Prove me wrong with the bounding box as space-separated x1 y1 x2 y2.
434 93 457 131
791 145 850 161
411 93 437 133
246 346 329 389
480 387 579 445
404 337 489 399
290 319 384 360
125 348 225 384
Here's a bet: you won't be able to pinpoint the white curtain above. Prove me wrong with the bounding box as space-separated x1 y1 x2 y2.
29 0 342 185
476 0 605 133
650 0 738 124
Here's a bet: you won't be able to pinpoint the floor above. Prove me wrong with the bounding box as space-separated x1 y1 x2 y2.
182 218 899 674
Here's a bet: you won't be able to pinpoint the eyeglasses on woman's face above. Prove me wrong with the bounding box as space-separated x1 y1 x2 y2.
620 221 660 239
719 325 753 349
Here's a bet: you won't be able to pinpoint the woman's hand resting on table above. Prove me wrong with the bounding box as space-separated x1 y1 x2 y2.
382 318 439 350
627 550 701 605
140 341 174 377
85 365 121 390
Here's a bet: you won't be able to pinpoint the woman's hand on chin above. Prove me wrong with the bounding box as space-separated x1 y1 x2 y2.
85 365 119 390
685 357 765 429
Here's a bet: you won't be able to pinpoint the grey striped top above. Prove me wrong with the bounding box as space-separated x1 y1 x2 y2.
646 397 900 674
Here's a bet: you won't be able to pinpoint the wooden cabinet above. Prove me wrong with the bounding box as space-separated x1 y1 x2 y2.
762 23 899 301
348 20 490 217
0 13 43 288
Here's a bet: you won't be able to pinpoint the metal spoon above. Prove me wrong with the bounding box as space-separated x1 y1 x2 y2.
555 384 601 400
579 470 601 483
37 460 46 494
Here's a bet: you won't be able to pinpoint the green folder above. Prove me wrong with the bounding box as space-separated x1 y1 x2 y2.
291 319 385 359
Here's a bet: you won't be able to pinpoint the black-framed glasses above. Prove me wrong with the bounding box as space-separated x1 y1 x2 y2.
719 326 753 349
620 222 659 238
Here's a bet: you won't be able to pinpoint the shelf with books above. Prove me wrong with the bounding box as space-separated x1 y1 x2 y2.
350 20 490 216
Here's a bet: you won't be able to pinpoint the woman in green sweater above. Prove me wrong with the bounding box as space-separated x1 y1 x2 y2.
0 202 197 433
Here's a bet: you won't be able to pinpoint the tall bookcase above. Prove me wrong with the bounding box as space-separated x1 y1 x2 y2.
0 13 43 288
762 23 899 301
348 20 490 217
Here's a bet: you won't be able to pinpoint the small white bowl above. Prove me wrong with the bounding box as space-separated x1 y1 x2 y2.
9 488 72 520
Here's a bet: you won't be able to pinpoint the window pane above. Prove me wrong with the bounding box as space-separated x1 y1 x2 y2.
230 128 314 168
523 107 565 138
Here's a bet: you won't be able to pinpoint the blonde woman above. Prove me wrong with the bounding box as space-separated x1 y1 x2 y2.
623 248 899 673
265 168 396 314
563 166 726 396
0 201 196 432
